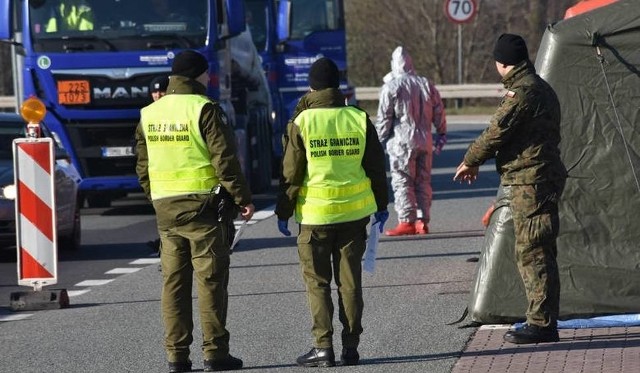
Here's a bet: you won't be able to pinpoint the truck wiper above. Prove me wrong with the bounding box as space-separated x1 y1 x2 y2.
138 34 195 49
61 36 118 52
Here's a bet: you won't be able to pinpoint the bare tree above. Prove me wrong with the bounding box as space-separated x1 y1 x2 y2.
346 0 580 87
0 0 584 95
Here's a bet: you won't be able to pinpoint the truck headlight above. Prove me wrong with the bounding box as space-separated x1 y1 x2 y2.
1 184 17 200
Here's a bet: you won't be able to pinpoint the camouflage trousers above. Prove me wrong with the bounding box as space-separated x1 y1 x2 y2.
510 180 565 328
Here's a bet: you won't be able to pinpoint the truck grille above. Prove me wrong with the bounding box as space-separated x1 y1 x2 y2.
64 120 138 178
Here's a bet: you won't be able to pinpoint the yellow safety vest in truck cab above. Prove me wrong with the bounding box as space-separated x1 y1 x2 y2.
294 107 376 225
140 94 219 200
45 1 94 32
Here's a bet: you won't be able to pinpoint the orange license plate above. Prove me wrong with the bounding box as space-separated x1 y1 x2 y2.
58 80 90 105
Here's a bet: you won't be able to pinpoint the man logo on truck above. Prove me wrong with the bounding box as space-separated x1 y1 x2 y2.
93 86 149 100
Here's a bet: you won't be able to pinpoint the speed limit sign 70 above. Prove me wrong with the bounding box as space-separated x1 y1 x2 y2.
445 0 477 24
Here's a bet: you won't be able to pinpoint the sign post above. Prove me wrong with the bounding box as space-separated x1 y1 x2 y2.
444 0 478 108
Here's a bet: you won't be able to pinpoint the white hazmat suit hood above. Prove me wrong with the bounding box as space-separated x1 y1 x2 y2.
382 46 415 83
391 46 415 75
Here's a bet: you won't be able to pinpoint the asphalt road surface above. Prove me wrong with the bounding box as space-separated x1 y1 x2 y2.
0 119 500 373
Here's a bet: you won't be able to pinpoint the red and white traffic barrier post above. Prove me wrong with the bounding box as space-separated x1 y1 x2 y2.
9 97 69 311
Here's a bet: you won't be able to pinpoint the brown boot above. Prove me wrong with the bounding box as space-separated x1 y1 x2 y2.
385 222 416 236
414 220 429 234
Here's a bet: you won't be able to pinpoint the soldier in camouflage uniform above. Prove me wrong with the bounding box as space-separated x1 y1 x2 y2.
454 34 567 344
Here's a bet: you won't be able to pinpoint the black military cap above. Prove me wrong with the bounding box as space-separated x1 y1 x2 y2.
150 75 169 93
308 57 340 90
493 33 529 65
171 50 209 79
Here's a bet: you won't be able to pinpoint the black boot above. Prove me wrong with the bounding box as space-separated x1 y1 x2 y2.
296 347 335 367
203 355 243 372
168 361 192 373
340 347 360 366
503 324 559 344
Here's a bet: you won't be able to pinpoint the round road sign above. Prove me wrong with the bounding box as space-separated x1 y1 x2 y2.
445 0 477 24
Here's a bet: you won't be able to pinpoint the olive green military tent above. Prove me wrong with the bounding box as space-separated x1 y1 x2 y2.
467 0 640 324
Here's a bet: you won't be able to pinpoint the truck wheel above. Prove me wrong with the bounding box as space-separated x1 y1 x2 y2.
259 111 273 190
59 205 81 251
248 108 271 193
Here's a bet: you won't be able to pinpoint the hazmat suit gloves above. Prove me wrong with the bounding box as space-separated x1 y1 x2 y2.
373 210 389 233
434 133 447 155
277 219 291 236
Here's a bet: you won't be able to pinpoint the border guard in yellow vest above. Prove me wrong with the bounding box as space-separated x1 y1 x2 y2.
135 50 254 373
275 57 389 367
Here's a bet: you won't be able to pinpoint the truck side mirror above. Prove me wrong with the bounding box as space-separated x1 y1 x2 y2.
225 0 246 37
0 0 12 40
55 147 70 161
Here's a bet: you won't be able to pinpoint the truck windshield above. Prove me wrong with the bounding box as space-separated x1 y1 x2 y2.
289 0 342 39
28 0 207 52
244 0 343 51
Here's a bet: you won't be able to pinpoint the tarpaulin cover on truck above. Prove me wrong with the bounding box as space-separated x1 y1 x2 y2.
467 0 640 324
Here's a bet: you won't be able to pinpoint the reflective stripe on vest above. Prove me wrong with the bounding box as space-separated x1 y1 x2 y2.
140 94 218 200
294 107 376 224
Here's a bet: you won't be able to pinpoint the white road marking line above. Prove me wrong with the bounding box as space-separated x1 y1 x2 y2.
105 267 142 275
0 313 33 322
434 187 497 195
232 206 275 228
440 143 474 150
129 258 161 265
67 289 91 297
251 209 275 220
74 279 115 287
432 164 494 175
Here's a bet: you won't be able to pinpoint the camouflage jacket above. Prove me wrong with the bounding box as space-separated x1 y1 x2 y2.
463 61 567 185
275 88 389 221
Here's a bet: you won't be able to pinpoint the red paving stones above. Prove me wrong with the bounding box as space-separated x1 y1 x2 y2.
452 325 640 373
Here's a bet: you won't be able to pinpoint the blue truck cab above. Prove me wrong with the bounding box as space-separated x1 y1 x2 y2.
242 0 353 167
0 0 246 207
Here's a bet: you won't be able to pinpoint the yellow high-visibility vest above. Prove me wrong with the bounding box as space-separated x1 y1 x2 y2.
46 2 94 32
294 107 376 224
140 94 218 200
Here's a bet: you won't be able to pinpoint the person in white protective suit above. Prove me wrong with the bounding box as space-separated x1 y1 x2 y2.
375 46 447 236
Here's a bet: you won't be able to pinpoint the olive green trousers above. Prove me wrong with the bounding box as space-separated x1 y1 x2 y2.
158 210 232 362
297 217 369 349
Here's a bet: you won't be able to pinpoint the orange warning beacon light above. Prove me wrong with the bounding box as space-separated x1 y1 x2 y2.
20 96 47 139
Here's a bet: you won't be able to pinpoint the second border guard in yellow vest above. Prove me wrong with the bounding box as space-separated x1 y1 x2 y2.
275 57 389 367
135 50 254 373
